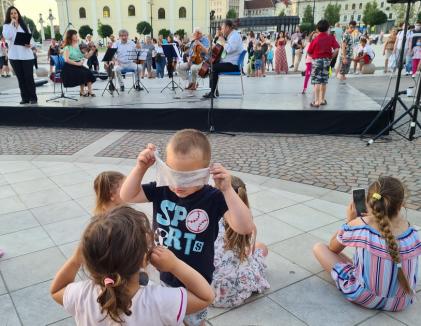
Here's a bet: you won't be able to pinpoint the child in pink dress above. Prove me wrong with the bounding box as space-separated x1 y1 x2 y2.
302 32 317 94
412 39 421 77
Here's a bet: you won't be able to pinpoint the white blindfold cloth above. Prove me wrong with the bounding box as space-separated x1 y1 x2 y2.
154 153 210 188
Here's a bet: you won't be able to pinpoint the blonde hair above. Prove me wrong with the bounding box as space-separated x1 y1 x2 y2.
93 171 125 215
224 176 252 262
367 176 411 294
167 129 211 166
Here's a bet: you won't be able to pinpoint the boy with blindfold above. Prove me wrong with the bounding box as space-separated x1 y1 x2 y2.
120 129 253 326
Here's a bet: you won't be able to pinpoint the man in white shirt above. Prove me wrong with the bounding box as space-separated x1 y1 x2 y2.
203 20 244 99
113 29 140 91
394 23 413 75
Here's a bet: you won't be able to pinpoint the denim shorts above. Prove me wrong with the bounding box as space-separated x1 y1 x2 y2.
255 59 262 70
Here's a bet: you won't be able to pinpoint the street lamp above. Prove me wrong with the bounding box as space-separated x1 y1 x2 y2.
39 13 45 42
48 8 55 39
312 0 316 25
192 0 194 33
149 0 154 37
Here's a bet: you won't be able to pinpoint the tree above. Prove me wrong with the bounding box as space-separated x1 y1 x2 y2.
278 10 286 17
226 8 237 19
97 24 113 39
302 5 313 24
417 10 421 23
136 21 152 35
158 28 171 39
362 1 387 27
392 3 415 24
175 29 186 38
54 31 63 41
22 16 40 41
324 4 341 26
79 25 93 39
44 26 51 40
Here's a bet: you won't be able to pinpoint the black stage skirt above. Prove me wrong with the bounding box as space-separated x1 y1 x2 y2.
62 63 96 88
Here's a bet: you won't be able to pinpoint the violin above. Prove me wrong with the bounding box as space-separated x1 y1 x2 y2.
198 38 225 78
189 41 203 65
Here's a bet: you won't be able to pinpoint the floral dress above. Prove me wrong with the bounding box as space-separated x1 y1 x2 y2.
212 219 270 308
275 39 288 74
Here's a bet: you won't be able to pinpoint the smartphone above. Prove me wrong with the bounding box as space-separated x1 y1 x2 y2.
353 188 367 217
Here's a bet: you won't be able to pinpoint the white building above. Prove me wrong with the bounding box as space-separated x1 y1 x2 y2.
291 0 396 26
0 0 15 23
244 0 276 17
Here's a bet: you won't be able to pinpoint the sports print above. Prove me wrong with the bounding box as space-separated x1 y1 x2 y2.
186 209 210 234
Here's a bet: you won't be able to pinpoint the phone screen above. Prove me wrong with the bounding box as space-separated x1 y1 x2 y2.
353 188 367 217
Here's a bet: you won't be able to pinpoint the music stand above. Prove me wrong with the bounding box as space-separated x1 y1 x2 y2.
101 47 118 96
127 49 149 93
161 44 183 94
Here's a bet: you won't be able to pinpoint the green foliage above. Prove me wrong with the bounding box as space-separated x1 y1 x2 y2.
97 24 113 39
44 27 51 40
362 1 387 27
278 10 286 17
302 5 314 24
137 21 152 35
78 25 93 39
226 8 237 19
300 22 315 34
22 16 40 41
324 4 341 26
175 29 186 38
158 28 171 39
417 11 421 23
392 3 415 24
54 31 63 41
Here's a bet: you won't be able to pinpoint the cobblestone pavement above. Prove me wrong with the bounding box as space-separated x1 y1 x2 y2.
97 131 421 210
0 127 108 155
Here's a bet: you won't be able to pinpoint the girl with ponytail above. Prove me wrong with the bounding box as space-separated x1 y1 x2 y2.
313 176 421 311
212 176 270 308
50 206 214 325
93 171 126 215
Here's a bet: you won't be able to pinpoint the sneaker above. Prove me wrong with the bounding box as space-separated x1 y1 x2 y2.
120 86 125 92
29 100 38 104
202 92 216 99
19 100 29 104
412 74 417 78
405 72 411 76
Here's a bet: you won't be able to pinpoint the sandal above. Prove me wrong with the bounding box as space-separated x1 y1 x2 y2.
79 92 86 97
88 93 96 97
320 100 327 105
310 102 320 108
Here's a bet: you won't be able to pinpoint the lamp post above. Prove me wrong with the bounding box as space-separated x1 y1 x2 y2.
39 13 45 42
312 0 316 25
191 0 194 33
149 0 154 37
48 9 55 39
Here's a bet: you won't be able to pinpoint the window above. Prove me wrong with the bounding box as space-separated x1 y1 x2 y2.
389 13 393 19
344 15 347 21
351 14 354 20
352 4 356 9
179 6 186 19
128 5 135 16
345 4 348 10
357 15 361 21
158 8 165 19
103 6 110 18
381 2 384 7
359 3 362 9
79 7 86 19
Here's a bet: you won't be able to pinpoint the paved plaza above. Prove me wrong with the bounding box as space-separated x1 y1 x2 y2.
0 127 420 326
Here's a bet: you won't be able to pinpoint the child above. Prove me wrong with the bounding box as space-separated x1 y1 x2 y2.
353 38 374 74
313 176 421 311
120 129 253 326
253 42 263 78
412 39 421 77
50 206 214 325
266 44 274 71
302 32 317 94
212 176 269 308
93 171 125 215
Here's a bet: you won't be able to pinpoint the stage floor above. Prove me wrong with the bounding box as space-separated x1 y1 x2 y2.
0 75 386 134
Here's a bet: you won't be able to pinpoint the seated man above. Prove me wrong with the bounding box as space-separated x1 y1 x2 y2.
112 29 141 91
177 27 209 90
203 20 244 99
353 38 374 74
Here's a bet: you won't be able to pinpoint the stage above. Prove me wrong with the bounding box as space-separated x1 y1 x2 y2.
0 75 388 134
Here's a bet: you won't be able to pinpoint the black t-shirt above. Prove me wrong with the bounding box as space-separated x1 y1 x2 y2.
143 182 228 287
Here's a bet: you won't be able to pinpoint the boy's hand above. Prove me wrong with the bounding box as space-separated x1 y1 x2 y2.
210 163 232 193
150 246 178 272
136 143 156 170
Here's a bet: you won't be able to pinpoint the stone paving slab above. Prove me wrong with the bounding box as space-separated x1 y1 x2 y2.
97 131 421 210
0 159 420 326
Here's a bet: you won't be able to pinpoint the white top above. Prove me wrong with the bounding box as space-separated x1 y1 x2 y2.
397 30 413 50
2 23 35 60
155 44 164 55
113 40 136 64
357 44 375 59
413 46 421 59
63 280 187 326
221 29 244 65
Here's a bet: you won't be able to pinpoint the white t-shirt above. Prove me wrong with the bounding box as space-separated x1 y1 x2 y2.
63 281 187 326
113 40 136 65
357 44 375 59
397 30 413 50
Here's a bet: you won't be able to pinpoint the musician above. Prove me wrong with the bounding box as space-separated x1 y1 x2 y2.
203 20 243 99
177 27 209 90
112 29 140 92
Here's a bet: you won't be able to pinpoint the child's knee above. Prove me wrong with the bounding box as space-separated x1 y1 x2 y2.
312 242 327 256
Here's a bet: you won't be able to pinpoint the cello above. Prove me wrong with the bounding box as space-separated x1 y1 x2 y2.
198 38 225 78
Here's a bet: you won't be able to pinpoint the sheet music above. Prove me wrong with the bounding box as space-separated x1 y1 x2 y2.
172 43 182 61
127 49 148 61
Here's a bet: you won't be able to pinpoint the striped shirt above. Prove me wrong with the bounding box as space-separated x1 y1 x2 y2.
331 221 421 311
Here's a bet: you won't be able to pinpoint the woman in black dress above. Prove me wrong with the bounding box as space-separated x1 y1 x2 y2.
61 29 96 96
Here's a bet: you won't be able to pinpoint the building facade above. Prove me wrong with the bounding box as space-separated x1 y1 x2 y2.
55 0 210 39
0 0 15 23
291 0 396 26
210 0 245 19
244 0 276 17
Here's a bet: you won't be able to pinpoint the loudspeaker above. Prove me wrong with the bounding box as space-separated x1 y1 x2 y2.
387 0 419 3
